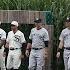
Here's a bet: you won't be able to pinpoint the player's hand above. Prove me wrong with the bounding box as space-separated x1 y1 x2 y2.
43 47 49 59
3 52 6 57
25 50 29 57
45 51 48 59
56 52 60 58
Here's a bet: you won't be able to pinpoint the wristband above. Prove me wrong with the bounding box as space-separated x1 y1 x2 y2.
57 48 62 52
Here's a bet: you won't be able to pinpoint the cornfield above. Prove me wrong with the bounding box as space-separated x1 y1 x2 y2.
0 0 70 70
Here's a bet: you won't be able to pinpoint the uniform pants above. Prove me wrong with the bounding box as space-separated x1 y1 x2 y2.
0 47 6 70
64 49 70 70
6 49 21 69
29 48 45 70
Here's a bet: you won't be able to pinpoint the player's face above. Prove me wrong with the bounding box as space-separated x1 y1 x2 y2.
66 22 70 27
11 25 17 31
35 23 42 28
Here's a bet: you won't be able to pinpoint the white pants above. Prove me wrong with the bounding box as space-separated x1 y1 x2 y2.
6 49 21 69
0 47 6 70
29 48 45 70
64 49 70 70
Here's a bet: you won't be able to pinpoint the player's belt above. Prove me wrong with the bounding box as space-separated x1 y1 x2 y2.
0 47 1 49
0 46 2 49
32 48 43 50
64 47 70 50
10 48 20 50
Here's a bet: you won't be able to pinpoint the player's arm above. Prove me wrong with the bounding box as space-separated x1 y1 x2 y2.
56 40 64 58
26 39 32 50
0 31 6 48
26 29 32 57
26 29 32 50
1 31 8 57
21 41 27 54
43 29 49 58
58 40 64 50
5 42 9 48
5 33 9 48
0 39 6 48
44 41 49 58
4 32 9 53
20 43 26 59
20 33 26 59
3 42 9 57
56 30 64 58
25 39 32 57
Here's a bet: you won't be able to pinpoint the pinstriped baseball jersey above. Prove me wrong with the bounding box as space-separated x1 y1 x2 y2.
7 30 26 48
59 28 70 47
29 27 49 48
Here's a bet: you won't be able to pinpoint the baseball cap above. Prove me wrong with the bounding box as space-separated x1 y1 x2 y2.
66 17 70 22
34 18 41 23
11 21 19 27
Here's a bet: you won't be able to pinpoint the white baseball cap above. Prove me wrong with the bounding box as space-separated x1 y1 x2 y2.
11 21 19 27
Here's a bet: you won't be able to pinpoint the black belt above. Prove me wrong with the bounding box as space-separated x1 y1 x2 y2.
32 48 43 50
10 48 20 50
64 47 70 50
0 47 1 49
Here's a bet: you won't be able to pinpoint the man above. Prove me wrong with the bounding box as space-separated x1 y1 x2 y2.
56 17 70 70
6 21 26 70
26 18 49 70
0 22 6 70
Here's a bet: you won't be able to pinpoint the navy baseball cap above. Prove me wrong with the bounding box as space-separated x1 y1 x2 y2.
34 18 41 23
66 17 70 22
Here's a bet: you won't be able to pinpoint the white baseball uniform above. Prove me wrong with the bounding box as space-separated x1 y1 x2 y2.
0 28 6 70
29 27 49 70
6 30 26 69
59 28 70 70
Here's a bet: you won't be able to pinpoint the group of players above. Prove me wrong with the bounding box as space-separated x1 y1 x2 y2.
0 18 49 70
1 17 70 70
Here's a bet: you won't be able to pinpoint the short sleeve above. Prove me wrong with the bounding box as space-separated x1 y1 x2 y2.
43 30 49 41
1 31 6 40
59 31 64 41
20 33 26 43
29 29 32 40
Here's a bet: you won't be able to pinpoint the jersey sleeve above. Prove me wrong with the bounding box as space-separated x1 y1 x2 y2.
59 31 64 41
43 30 49 41
1 31 6 40
20 33 26 43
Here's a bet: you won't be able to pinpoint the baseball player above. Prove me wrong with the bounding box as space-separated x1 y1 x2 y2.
6 21 26 70
56 17 70 70
0 22 6 70
26 18 49 70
